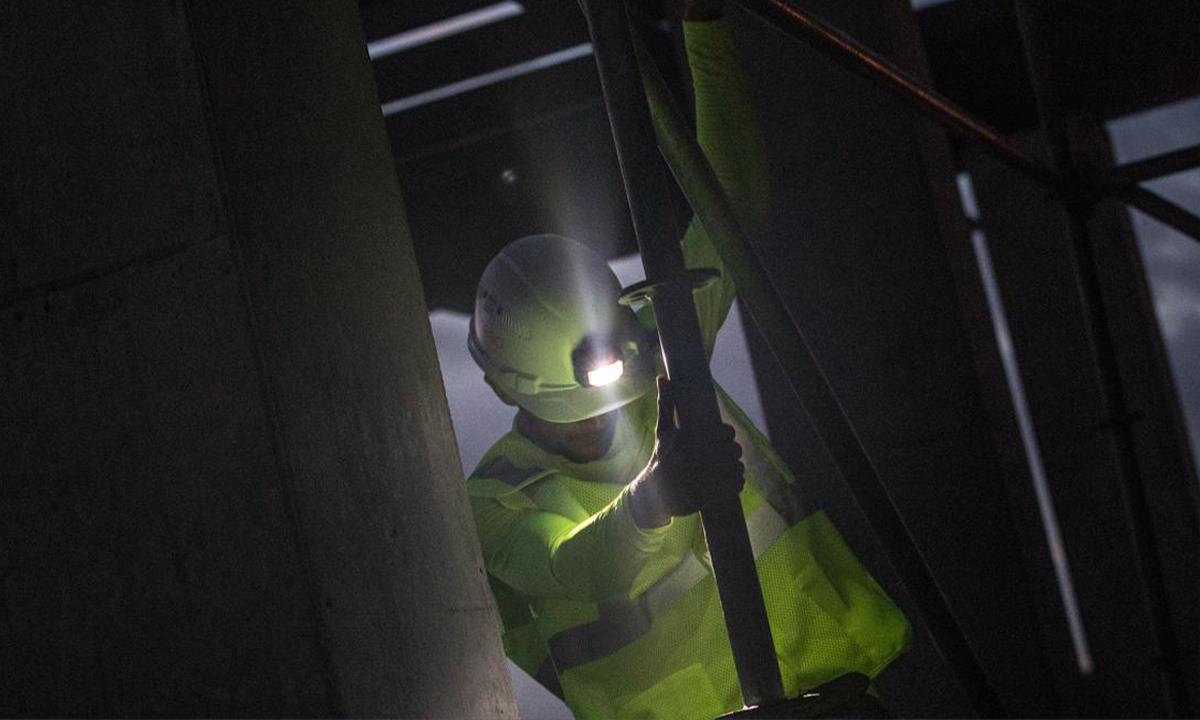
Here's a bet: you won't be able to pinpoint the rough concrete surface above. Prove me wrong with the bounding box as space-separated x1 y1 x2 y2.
1 0 516 716
0 239 330 716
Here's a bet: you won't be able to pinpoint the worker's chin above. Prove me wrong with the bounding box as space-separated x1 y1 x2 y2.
559 439 611 464
561 426 617 463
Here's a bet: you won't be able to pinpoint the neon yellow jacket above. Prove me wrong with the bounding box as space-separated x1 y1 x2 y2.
468 20 909 719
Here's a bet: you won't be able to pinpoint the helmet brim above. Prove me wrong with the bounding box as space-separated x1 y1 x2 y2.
504 359 656 423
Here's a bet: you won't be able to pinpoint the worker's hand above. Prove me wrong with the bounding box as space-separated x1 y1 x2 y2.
628 376 745 528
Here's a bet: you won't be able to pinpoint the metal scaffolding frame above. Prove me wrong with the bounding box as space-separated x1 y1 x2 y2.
728 0 1197 716
736 0 1200 243
1012 4 1192 716
583 0 1197 716
728 1 1194 715
634 27 1006 719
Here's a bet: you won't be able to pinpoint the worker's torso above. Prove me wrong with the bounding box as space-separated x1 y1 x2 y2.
470 389 910 720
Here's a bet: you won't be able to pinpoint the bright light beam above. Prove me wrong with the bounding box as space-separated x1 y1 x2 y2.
367 2 525 61
381 43 594 116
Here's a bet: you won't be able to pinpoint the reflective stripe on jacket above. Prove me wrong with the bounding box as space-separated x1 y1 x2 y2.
547 495 788 673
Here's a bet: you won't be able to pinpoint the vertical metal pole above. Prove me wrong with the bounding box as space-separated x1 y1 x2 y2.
1013 3 1191 716
577 0 785 708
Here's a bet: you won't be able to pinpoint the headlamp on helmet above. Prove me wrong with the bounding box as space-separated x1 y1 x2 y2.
573 335 639 388
468 234 661 423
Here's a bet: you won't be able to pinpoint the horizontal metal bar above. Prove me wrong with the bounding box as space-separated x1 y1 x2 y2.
366 2 525 60
736 0 1065 192
380 43 593 116
1108 143 1200 185
1123 185 1200 243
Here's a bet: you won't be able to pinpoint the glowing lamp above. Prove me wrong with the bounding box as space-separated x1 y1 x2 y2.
586 360 624 387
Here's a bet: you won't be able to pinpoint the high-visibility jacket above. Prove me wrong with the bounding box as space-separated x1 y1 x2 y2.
467 20 910 719
470 385 909 719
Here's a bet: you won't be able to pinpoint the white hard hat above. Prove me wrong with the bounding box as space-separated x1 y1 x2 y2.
468 234 658 423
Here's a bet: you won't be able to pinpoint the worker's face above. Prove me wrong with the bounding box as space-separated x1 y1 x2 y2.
519 407 620 464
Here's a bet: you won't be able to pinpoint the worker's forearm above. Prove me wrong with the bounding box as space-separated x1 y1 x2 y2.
475 489 680 602
685 19 769 232
544 487 675 598
665 19 768 352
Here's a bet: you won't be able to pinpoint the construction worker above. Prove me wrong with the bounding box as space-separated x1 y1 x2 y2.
466 2 910 717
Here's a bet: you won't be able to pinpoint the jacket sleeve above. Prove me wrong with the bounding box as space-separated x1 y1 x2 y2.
674 19 769 356
471 484 684 603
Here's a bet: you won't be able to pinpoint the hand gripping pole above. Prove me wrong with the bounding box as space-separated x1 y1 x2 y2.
577 0 786 709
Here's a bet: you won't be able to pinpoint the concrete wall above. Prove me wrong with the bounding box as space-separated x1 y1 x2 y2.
0 1 515 716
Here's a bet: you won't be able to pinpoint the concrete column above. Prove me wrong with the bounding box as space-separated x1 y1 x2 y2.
0 1 515 717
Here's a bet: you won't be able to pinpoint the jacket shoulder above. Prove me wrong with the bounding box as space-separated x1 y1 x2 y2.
467 450 558 505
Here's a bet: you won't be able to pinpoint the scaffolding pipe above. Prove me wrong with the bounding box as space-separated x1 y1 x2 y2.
1122 186 1200 242
578 0 786 708
734 0 1061 190
1108 143 1200 184
734 0 1200 246
634 37 1006 719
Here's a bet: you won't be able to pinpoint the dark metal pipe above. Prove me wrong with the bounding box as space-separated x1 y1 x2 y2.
1109 143 1200 184
1121 186 1200 244
734 0 1063 192
577 0 786 708
634 36 1006 718
734 0 1200 250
